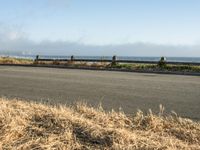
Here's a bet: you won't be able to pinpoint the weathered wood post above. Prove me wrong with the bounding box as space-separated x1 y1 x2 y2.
112 55 117 66
70 55 74 64
35 55 39 64
71 55 74 61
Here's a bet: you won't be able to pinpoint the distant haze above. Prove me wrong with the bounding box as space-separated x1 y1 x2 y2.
0 38 200 57
0 0 200 56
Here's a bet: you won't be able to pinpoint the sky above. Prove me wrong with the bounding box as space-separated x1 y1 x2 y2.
0 0 200 56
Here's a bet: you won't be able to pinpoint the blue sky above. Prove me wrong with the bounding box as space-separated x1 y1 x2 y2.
0 0 200 56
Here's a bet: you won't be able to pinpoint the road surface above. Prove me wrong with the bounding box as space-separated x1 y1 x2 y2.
0 66 200 120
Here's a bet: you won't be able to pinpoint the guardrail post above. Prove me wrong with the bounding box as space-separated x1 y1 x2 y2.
36 55 39 60
112 55 117 65
34 55 39 64
71 55 74 61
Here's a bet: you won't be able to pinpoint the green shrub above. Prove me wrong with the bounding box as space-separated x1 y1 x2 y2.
158 57 166 68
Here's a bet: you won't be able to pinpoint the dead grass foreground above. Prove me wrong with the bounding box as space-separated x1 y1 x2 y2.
0 98 199 150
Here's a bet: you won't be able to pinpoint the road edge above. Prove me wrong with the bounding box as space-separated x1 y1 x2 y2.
1 63 200 76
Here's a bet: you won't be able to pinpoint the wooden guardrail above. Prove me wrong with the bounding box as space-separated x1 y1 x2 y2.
35 55 200 66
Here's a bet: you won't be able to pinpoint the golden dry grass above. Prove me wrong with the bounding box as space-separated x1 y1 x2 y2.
0 57 33 64
0 98 199 149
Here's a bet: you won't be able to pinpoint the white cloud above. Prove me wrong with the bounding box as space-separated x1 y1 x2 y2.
0 23 26 41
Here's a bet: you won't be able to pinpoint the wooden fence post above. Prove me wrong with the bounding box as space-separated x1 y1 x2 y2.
112 55 117 65
71 55 74 61
35 55 39 64
36 55 39 60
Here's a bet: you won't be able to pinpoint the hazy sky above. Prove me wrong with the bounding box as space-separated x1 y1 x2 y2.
0 0 200 56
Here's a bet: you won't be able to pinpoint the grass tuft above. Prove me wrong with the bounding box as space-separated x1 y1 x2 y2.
0 98 199 149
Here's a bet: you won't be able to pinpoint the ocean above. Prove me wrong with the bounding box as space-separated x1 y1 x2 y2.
2 55 200 63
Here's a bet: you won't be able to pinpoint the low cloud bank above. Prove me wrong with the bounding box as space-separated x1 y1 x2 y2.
0 23 200 57
1 39 200 57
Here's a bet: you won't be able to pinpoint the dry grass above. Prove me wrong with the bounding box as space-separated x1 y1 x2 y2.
0 57 33 64
0 98 199 149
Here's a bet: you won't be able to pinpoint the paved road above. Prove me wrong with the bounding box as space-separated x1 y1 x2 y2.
0 66 200 120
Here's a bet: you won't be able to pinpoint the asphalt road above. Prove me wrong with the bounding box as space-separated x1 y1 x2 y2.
0 66 200 120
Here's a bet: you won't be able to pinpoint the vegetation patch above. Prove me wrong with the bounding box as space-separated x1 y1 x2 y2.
0 57 33 64
1 57 200 73
110 63 200 72
0 98 199 149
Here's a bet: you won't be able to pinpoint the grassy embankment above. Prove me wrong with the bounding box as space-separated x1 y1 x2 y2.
0 57 33 64
0 98 199 149
111 63 200 73
1 56 200 73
